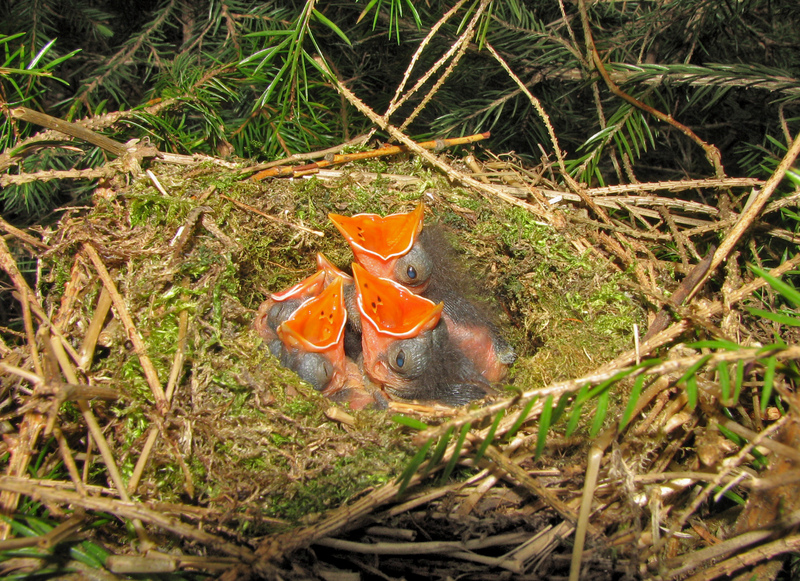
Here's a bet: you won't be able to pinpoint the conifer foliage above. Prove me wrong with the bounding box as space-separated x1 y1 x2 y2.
1 0 799 220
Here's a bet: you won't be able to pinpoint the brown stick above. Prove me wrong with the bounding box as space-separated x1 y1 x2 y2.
0 238 81 367
0 477 255 562
577 1 725 178
250 132 491 180
483 445 600 537
83 243 167 412
691 129 800 297
0 237 44 377
10 107 128 157
642 246 716 342
0 215 50 250
78 288 113 372
483 42 612 225
220 194 324 237
325 71 547 218
399 0 489 130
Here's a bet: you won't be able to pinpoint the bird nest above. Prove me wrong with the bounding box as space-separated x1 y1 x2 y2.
1 146 799 580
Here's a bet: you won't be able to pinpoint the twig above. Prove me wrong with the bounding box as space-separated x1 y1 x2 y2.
248 429 488 570
0 215 50 250
683 533 800 581
0 236 81 367
324 66 548 219
78 287 113 372
642 246 715 342
220 194 324 237
692 129 800 297
399 0 490 130
577 1 725 177
249 133 490 180
52 256 85 333
0 166 119 187
570 428 615 581
661 504 800 580
0 477 254 563
107 552 240 574
53 426 87 496
0 237 44 377
651 416 790 575
596 252 800 372
483 444 599 536
315 531 530 555
0 410 46 540
384 0 468 119
414 343 800 447
587 178 762 196
485 41 615 226
720 418 800 462
46 334 134 508
129 295 190 496
241 133 370 173
170 207 211 263
315 533 532 573
83 242 167 412
10 107 128 157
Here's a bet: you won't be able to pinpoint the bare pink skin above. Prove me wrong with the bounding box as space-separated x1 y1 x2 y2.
442 315 508 383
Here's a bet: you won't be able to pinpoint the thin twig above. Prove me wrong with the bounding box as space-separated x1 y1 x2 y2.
220 194 324 237
0 477 254 563
78 287 113 372
570 428 615 581
129 296 190 495
83 243 167 412
0 215 50 250
483 444 600 537
399 0 489 130
577 0 725 177
10 107 128 157
241 133 370 173
384 0 468 119
250 133 489 180
691 129 800 297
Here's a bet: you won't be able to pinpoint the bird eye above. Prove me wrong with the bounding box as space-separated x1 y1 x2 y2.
394 244 432 287
395 349 405 368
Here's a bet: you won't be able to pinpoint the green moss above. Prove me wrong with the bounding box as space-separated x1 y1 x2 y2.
263 441 410 522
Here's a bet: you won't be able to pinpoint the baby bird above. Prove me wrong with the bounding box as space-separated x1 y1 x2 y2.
353 263 491 406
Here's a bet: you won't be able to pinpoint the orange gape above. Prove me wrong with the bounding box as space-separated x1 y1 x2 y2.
352 263 441 389
254 255 380 409
329 204 429 290
277 278 358 397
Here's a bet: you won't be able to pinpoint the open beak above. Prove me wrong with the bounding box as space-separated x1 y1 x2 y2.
277 278 346 353
270 269 328 302
352 263 443 391
316 253 353 285
352 263 442 338
329 204 424 265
